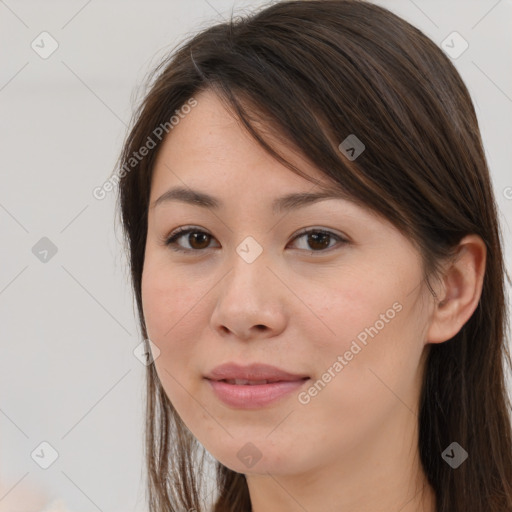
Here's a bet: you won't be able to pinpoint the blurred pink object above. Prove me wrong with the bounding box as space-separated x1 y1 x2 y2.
0 478 49 511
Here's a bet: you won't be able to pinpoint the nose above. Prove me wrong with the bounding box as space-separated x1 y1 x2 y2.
210 249 288 341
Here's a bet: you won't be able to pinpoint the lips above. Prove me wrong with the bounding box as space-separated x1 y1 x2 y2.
204 362 309 383
204 363 310 408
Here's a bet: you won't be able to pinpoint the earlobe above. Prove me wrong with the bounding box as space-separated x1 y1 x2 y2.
426 235 487 344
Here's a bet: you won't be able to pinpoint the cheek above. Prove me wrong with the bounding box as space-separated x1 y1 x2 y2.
141 264 206 418
140 264 198 396
141 261 207 345
299 264 426 410
310 293 426 440
292 263 392 356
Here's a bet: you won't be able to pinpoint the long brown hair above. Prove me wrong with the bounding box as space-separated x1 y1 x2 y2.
115 1 512 510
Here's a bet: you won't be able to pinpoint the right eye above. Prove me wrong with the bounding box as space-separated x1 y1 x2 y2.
165 227 218 253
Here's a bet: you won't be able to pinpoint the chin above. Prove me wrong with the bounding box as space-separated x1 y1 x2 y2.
209 443 301 477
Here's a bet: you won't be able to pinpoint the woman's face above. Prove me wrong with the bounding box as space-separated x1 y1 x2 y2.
142 89 434 477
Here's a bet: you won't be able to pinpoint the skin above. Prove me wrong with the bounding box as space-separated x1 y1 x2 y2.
0 478 49 511
141 89 486 512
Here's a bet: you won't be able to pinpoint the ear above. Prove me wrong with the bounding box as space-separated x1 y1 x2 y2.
426 234 487 344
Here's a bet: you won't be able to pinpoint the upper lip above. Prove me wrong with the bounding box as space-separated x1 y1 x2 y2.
204 363 309 382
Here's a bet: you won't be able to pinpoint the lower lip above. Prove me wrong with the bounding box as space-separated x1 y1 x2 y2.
206 378 309 409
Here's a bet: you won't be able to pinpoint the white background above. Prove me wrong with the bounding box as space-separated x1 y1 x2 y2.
1 1 511 511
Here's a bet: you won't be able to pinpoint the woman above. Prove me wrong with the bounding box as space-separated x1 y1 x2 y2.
116 1 512 510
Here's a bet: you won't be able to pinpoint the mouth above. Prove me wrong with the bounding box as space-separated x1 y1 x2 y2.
204 362 310 383
218 378 306 385
204 365 310 409
205 378 310 409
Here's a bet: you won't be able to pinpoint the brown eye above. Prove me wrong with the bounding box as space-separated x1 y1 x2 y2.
302 231 331 251
289 229 347 252
165 228 216 252
185 231 211 250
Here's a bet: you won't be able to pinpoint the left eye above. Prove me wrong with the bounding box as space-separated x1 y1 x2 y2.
164 227 347 254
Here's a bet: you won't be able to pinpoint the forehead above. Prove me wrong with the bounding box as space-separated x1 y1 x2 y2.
150 90 346 204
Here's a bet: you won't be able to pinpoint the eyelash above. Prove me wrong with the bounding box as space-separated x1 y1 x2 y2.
164 226 348 254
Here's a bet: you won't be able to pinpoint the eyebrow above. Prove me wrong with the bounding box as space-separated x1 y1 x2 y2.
150 186 351 214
